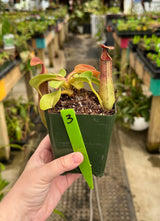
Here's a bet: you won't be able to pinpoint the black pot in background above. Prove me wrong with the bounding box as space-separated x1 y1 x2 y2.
0 60 18 80
83 24 91 34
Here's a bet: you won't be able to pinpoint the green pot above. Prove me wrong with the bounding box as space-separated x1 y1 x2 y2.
45 111 115 177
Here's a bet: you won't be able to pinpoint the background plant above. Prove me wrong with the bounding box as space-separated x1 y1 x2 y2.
4 97 35 143
83 0 108 15
116 73 152 128
133 35 141 44
0 162 9 201
0 17 13 47
147 52 160 67
0 51 14 65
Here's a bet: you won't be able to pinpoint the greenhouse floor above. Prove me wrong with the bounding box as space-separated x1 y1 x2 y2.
2 34 160 221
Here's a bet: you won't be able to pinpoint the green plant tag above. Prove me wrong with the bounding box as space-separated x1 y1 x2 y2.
60 109 94 189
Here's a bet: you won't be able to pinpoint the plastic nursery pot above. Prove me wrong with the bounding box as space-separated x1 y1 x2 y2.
45 110 115 177
130 117 149 131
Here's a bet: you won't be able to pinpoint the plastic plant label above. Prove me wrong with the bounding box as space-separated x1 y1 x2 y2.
60 109 94 189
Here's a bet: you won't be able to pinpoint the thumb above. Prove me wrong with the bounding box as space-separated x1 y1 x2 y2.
40 152 84 182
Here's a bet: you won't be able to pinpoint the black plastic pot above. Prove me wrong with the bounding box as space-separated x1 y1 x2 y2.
115 28 152 38
0 60 17 80
137 48 160 79
32 30 48 39
45 111 115 177
128 41 138 52
83 24 91 34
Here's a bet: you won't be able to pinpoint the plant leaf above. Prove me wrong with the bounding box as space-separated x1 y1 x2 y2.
72 71 103 107
29 74 58 92
30 57 43 66
10 143 23 150
0 162 5 171
0 193 4 201
75 71 93 80
74 64 100 77
61 89 73 96
0 179 9 192
15 126 22 141
71 81 84 89
20 106 27 118
30 57 48 74
91 76 100 85
40 89 61 110
49 80 64 89
58 69 66 77
53 209 66 220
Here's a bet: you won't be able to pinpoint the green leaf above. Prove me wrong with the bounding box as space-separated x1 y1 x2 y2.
10 144 23 150
74 71 93 80
0 193 4 201
49 80 64 89
0 162 5 171
53 209 66 220
73 72 95 86
91 76 100 85
72 71 102 107
20 106 27 118
15 126 22 141
58 69 66 77
71 81 84 89
0 179 9 191
40 89 61 110
29 73 59 92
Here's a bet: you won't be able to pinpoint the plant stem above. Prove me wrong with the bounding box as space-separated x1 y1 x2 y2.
88 81 103 108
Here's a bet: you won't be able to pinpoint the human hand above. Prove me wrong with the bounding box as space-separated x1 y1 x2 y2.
0 135 83 221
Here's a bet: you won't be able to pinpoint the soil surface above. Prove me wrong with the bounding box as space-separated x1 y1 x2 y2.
49 89 115 115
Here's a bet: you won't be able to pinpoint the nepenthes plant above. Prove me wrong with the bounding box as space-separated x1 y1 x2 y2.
29 44 115 121
29 45 115 189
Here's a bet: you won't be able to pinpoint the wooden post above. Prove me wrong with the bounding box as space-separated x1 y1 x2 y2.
37 49 45 62
58 23 64 49
0 102 10 160
54 31 59 57
120 48 127 77
129 51 160 152
48 40 54 67
112 32 130 78
147 96 160 152
64 21 68 41
113 41 120 70
24 72 36 103
61 23 65 44
0 62 36 160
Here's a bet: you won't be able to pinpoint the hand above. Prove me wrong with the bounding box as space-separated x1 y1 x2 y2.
0 135 83 221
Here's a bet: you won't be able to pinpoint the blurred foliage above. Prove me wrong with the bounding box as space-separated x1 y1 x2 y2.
0 162 9 202
116 73 152 128
4 97 35 143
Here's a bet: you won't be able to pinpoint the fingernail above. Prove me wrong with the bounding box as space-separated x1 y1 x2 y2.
72 152 83 164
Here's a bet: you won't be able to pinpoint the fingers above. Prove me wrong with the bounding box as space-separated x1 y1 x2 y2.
55 173 82 196
26 135 53 170
35 134 52 154
32 134 53 160
64 173 81 188
40 152 84 183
